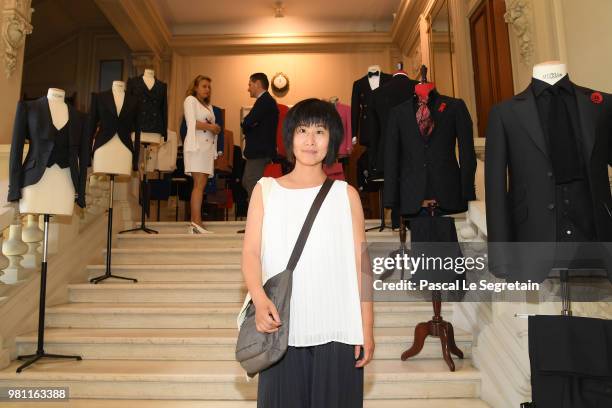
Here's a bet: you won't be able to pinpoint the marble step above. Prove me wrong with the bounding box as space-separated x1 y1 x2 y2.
115 233 245 249
130 220 387 234
68 283 247 303
0 359 482 400
114 231 399 249
46 302 451 329
4 398 490 407
86 264 244 282
15 327 472 361
103 248 243 264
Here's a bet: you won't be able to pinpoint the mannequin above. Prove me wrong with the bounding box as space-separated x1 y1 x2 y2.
367 64 382 90
143 68 156 90
93 81 132 175
131 68 163 145
20 88 75 216
532 60 567 85
351 65 392 147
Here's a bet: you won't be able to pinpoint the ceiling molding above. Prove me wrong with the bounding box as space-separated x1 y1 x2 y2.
391 0 429 54
171 32 394 55
94 0 170 56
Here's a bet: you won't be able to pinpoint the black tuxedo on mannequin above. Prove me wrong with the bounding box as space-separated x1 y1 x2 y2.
241 90 279 160
8 97 88 207
87 90 141 171
369 73 419 175
351 72 392 147
383 90 476 215
485 79 612 281
127 76 168 139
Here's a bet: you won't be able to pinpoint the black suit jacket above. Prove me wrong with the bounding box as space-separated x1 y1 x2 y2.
241 91 279 160
486 83 612 242
127 76 168 139
485 83 612 281
8 97 88 207
87 90 141 171
351 72 393 147
369 74 418 174
383 91 476 215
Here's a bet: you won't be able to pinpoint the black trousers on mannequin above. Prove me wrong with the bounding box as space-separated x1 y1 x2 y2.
529 315 612 407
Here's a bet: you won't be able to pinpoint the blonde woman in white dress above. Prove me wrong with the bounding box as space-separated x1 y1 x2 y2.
183 75 221 233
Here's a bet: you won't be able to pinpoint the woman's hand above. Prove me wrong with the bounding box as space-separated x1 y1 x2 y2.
195 121 221 134
209 123 221 134
254 296 282 333
355 332 375 368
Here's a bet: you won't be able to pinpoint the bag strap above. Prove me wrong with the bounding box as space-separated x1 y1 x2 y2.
286 178 334 271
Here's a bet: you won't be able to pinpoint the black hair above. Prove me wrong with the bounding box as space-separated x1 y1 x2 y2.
249 72 269 90
282 98 343 166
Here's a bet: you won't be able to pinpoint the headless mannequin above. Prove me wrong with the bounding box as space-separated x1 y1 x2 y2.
135 68 162 145
367 64 382 90
532 60 567 85
414 82 437 208
93 81 132 175
19 88 75 216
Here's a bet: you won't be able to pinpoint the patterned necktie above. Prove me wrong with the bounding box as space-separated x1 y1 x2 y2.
416 94 434 139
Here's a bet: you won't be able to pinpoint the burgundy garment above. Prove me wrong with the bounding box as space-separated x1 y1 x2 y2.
416 93 434 138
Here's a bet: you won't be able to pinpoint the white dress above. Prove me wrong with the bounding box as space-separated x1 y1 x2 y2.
239 177 364 347
183 95 217 177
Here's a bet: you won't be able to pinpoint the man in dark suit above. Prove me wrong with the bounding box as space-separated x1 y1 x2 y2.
383 89 476 216
485 76 612 282
241 72 279 200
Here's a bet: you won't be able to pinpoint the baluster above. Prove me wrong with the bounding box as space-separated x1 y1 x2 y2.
21 214 43 269
1 224 30 284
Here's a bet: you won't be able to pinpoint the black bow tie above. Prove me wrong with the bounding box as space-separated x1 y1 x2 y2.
368 71 380 78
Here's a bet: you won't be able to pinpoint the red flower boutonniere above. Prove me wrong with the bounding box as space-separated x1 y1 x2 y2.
591 92 603 104
438 102 447 112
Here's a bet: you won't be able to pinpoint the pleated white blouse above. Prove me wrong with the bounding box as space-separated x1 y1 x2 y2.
254 177 364 347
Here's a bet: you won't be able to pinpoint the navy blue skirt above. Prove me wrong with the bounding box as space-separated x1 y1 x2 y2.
257 341 364 408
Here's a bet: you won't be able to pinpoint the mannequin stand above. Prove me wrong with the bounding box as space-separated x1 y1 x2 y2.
90 175 137 284
365 179 390 232
399 206 463 371
120 143 158 234
17 214 82 373
401 290 463 371
560 269 572 316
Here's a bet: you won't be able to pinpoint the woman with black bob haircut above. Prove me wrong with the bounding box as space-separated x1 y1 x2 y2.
282 98 344 166
240 98 374 407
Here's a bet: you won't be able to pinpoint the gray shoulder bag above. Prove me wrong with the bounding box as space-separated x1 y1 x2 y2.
236 178 334 377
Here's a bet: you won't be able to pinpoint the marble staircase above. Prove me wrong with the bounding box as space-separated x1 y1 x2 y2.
0 220 490 407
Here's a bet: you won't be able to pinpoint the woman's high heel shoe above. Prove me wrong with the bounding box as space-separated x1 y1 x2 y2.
191 222 212 234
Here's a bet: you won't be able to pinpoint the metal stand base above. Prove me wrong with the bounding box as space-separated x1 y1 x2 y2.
16 214 82 373
17 352 82 373
365 181 390 232
90 176 137 284
120 145 158 234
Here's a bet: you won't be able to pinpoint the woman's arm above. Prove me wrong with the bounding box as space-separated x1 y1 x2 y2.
242 182 282 333
347 184 375 368
196 120 221 134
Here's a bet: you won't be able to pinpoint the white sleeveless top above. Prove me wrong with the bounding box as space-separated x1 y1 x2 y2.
256 177 364 347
